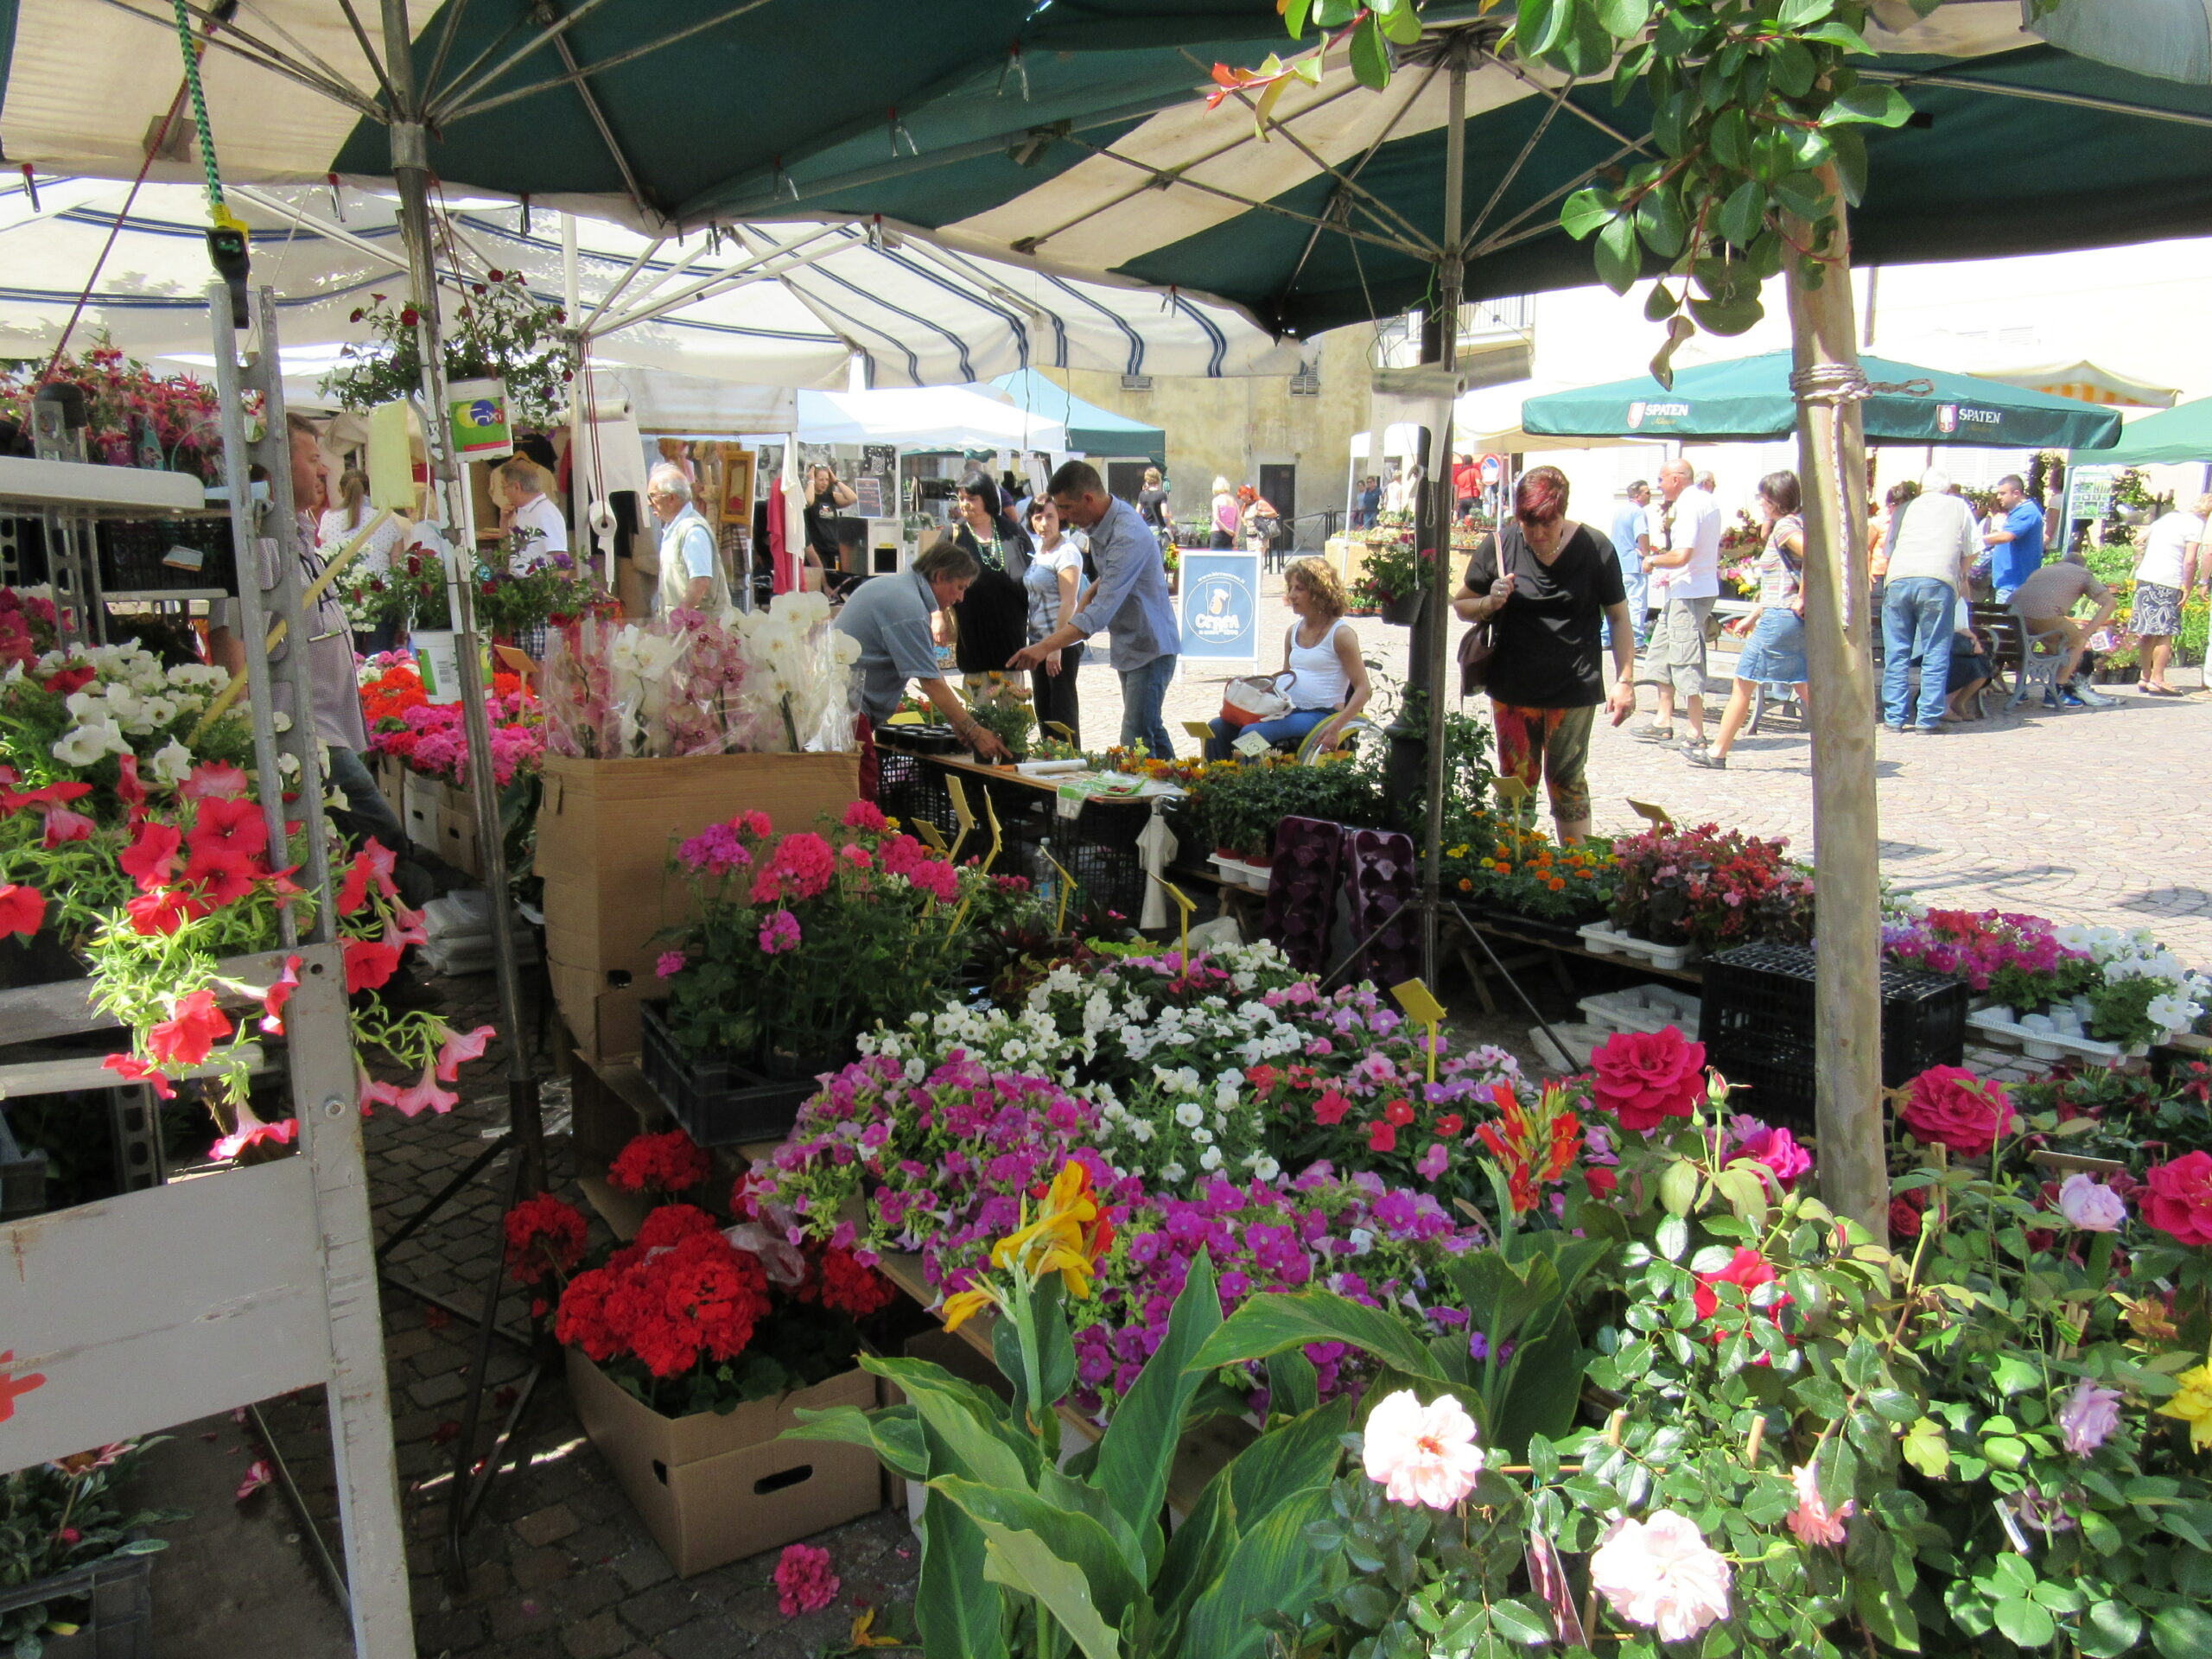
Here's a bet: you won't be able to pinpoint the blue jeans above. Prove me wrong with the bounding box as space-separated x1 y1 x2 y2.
1605 556 1649 651
1204 706 1331 761
1119 653 1178 757
1881 577 1957 729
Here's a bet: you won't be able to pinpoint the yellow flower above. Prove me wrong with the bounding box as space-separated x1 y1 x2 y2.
988 1161 1112 1300
849 1609 901 1649
2158 1359 2212 1451
941 1286 999 1334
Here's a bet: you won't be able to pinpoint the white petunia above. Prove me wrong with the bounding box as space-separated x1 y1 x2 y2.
51 719 132 766
1173 1102 1204 1128
1199 1146 1224 1171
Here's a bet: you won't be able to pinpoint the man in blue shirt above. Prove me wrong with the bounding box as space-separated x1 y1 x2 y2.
1982 474 2046 601
1011 460 1182 755
1606 480 1651 649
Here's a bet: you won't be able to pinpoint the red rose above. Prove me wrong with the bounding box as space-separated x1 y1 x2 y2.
1590 1026 1707 1132
1888 1198 1923 1240
1691 1246 1778 1320
1898 1065 2014 1157
2141 1152 2212 1248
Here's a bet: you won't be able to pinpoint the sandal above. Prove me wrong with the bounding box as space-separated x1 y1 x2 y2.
2141 683 2181 696
1631 724 1676 744
1684 748 1726 769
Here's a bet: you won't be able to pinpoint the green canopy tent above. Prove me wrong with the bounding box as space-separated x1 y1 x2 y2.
990 368 1166 464
2086 397 2212 467
1522 350 2124 449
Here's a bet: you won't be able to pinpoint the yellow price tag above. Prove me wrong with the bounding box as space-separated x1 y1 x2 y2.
914 818 947 853
1181 720 1215 745
1628 798 1674 827
1159 880 1196 966
980 791 1004 874
944 775 976 865
1392 977 1446 1084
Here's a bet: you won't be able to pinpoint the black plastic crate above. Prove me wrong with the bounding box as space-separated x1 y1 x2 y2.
638 999 822 1147
1698 943 1967 1124
874 747 955 842
0 514 50 586
96 517 236 594
0 1548 154 1659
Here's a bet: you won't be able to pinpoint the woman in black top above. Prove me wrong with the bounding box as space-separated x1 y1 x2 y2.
804 463 857 568
948 475 1033 677
1136 467 1171 538
1450 466 1637 844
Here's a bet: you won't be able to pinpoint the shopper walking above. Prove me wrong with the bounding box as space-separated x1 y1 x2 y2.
948 475 1033 678
1633 458 1720 751
1606 480 1651 650
645 463 729 615
1011 461 1181 757
2129 494 2209 696
1878 468 1980 733
1204 557 1370 760
1356 474 1382 530
804 462 857 573
1686 472 1807 770
1022 498 1087 745
1451 467 1636 844
1136 467 1172 543
1209 476 1238 549
1453 453 1481 523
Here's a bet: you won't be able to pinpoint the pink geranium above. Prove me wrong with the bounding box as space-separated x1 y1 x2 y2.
773 1543 840 1616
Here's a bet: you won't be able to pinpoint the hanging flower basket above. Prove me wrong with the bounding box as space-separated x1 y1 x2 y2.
1379 588 1427 627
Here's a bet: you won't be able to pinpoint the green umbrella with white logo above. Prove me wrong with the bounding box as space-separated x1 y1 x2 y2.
1520 348 2123 448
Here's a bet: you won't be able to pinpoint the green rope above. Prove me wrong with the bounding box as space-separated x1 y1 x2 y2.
169 0 225 215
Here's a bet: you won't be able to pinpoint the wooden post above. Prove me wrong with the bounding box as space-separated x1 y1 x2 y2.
1786 172 1888 1233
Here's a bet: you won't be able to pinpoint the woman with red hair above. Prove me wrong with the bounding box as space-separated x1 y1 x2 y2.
1451 466 1637 844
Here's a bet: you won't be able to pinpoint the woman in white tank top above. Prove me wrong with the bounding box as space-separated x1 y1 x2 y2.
1203 556 1373 760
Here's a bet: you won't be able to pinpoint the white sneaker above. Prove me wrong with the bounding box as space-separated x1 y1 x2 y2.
2072 684 2114 708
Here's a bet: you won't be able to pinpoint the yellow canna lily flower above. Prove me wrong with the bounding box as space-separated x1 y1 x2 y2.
991 1210 1084 1273
941 1286 999 1333
1033 1241 1097 1301
2157 1359 2212 1452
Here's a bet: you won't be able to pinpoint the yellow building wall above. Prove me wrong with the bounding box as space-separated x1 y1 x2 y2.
1052 324 1374 535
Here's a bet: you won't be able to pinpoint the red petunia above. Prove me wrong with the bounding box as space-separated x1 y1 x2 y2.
102 1053 176 1099
260 955 303 1035
188 796 270 865
119 821 183 892
180 761 248 801
0 882 42 938
41 804 95 848
343 938 404 993
145 989 232 1068
125 887 210 936
337 841 400 915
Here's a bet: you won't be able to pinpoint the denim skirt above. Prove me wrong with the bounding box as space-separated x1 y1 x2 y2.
1735 606 1808 684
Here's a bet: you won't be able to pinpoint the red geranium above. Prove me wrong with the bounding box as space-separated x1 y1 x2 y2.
503 1193 589 1286
1898 1066 2014 1157
145 989 232 1068
555 1227 771 1379
1590 1026 1707 1132
607 1128 711 1195
804 1246 898 1319
2141 1152 2212 1248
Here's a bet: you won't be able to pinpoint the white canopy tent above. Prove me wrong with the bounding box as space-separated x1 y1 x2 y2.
795 387 1065 452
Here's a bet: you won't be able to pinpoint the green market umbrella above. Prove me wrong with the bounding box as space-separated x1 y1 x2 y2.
2081 395 2212 466
1521 349 2123 449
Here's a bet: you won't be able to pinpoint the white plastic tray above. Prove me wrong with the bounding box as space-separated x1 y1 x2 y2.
1579 983 1703 1037
1577 922 1699 971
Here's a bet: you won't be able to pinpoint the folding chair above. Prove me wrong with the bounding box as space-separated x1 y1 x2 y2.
1999 604 2075 711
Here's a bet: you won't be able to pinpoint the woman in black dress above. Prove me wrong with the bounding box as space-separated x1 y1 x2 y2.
949 476 1033 677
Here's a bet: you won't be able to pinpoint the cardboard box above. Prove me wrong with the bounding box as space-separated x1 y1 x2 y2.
376 753 406 823
438 783 484 879
565 1349 881 1578
537 753 861 1062
402 772 442 855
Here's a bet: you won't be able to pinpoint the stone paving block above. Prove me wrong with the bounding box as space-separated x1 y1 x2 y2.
618 1580 705 1639
561 1611 631 1659
514 1503 582 1548
548 1565 626 1621
512 1543 576 1592
612 1548 678 1594
649 1618 747 1659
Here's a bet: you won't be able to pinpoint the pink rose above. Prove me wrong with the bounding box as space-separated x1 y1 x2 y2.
2141 1151 2212 1248
1361 1389 1486 1510
1898 1066 2014 1157
2056 1173 2127 1233
1590 1511 1732 1643
1590 1027 1707 1133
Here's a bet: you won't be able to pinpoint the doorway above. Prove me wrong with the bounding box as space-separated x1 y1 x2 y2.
1105 460 1149 503
1258 463 1297 546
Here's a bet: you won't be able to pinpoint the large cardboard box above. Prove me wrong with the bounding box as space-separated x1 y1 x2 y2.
565 1350 880 1578
537 753 861 1061
401 772 442 856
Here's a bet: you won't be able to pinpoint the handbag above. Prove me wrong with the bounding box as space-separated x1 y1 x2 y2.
1220 670 1294 727
1457 522 1516 697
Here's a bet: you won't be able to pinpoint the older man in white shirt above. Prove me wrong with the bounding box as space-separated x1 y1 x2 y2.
1633 457 1722 751
499 456 569 572
645 463 728 614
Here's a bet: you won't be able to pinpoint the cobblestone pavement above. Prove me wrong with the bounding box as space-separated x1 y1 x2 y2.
1070 572 2212 960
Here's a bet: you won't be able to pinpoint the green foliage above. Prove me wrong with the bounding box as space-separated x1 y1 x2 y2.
320 269 576 426
0 1442 183 1656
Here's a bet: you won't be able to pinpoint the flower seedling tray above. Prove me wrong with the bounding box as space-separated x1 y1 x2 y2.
1966 1007 2128 1064
1576 922 1699 972
1578 983 1703 1039
0 1548 155 1659
638 1000 820 1147
1529 1020 1609 1073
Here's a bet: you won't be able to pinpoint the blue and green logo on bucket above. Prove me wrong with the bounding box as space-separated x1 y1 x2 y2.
447 377 513 461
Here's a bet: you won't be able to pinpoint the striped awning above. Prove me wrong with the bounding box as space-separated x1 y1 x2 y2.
1977 360 2181 409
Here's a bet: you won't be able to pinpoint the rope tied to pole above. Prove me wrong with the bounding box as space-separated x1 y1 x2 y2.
1786 364 1932 632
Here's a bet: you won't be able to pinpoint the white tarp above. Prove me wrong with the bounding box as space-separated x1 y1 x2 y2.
795 387 1065 452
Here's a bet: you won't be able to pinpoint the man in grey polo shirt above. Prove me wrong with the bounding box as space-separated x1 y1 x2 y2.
1009 460 1182 756
835 537 1011 759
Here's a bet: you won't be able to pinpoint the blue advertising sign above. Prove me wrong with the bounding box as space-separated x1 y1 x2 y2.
1178 550 1262 664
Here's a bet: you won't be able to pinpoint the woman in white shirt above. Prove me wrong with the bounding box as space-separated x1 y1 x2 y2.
2130 494 2209 696
1021 498 1089 745
319 467 408 655
1202 556 1370 760
1686 471 1806 770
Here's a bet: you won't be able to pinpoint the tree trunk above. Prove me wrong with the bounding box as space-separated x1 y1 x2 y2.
1786 175 1888 1234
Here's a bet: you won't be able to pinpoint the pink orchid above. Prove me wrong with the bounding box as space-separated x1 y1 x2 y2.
434 1023 496 1083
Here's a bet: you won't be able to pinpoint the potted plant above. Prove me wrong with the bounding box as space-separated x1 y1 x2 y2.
1162 540 1181 595
0 1440 183 1656
1350 536 1433 626
321 269 577 426
1594 820 1813 965
960 674 1035 763
513 1173 903 1578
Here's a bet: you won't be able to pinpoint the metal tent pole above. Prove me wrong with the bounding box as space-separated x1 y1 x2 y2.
382 0 550 1586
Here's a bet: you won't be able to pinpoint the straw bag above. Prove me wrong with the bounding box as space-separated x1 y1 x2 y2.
1219 671 1294 728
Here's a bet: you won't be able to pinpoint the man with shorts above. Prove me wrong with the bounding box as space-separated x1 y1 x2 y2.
2010 550 2119 707
1634 458 1721 751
